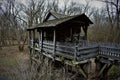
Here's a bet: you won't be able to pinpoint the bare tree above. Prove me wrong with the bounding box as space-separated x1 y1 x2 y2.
97 0 120 29
47 0 92 16
24 0 48 27
0 0 28 51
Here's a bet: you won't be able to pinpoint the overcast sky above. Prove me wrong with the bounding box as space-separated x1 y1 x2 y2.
0 0 104 15
20 0 104 9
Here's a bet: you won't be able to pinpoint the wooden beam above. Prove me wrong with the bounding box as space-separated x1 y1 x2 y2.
70 27 73 41
98 64 107 77
78 65 87 78
53 29 56 57
82 26 88 40
87 59 96 80
102 64 112 80
29 48 33 64
33 30 35 40
38 31 41 48
79 27 81 40
99 58 112 64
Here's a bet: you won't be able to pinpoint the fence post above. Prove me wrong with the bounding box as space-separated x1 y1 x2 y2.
74 46 78 61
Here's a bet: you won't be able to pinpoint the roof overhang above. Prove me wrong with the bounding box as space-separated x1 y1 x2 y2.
27 13 93 31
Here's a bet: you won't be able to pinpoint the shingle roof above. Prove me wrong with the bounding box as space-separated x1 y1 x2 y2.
28 15 76 30
27 11 93 30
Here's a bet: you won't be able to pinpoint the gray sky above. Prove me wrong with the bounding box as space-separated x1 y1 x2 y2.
20 0 104 9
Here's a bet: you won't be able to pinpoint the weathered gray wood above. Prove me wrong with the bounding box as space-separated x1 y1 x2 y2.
98 64 107 77
99 46 120 60
33 30 35 46
43 44 53 50
77 53 97 61
40 30 43 52
56 46 75 53
55 48 74 55
74 46 77 61
38 31 41 48
42 48 53 53
77 46 98 51
53 29 56 57
70 27 73 41
99 58 112 64
56 41 75 46
43 41 54 46
29 38 120 62
78 65 87 78
56 44 74 49
77 48 98 56
28 31 31 46
55 51 74 59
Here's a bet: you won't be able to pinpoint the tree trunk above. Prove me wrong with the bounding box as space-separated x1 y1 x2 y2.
19 41 24 52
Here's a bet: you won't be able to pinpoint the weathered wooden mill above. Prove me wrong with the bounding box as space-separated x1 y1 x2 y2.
27 10 120 80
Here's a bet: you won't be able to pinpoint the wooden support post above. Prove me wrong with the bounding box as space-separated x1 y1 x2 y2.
29 30 32 46
30 48 33 64
102 64 112 80
40 30 43 52
74 46 77 61
98 64 107 77
33 30 35 46
86 59 100 80
32 30 36 57
82 25 88 40
94 60 112 80
38 30 41 48
53 29 56 58
31 30 35 47
87 61 91 80
29 30 33 64
77 59 112 80
77 64 87 79
70 27 73 41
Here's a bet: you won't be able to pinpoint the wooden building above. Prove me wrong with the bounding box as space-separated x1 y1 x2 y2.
27 10 93 43
27 11 120 80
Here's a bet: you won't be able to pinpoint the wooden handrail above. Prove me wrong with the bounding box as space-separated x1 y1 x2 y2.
29 40 120 61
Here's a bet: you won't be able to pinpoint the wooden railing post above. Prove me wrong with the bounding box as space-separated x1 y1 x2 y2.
40 30 43 52
32 30 35 47
31 30 34 47
38 30 41 48
74 46 78 61
28 30 31 46
53 29 56 58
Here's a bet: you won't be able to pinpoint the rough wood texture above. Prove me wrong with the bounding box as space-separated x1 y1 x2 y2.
53 30 56 57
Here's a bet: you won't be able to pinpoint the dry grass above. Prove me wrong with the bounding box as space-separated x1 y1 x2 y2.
88 26 120 43
0 46 79 80
0 45 120 80
0 46 29 77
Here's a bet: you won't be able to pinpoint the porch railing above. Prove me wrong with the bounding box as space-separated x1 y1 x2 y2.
30 40 120 61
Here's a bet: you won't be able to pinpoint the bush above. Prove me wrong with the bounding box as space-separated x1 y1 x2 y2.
108 65 120 79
